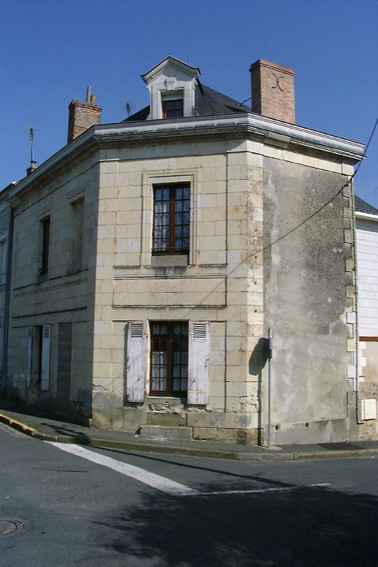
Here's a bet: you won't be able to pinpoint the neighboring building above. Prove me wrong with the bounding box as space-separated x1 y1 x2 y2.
355 196 378 439
1 56 371 444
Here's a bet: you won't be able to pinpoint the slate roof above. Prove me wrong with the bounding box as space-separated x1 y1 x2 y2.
124 81 250 122
355 196 378 216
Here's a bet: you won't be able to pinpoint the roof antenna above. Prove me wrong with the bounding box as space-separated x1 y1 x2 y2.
126 102 131 117
27 128 37 175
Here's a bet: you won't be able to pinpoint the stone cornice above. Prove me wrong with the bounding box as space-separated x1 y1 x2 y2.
9 113 365 203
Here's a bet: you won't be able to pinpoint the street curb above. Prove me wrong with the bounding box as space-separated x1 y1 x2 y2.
1 412 377 462
0 413 36 436
85 440 378 462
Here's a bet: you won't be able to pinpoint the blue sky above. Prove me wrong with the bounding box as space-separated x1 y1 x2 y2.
1 0 377 205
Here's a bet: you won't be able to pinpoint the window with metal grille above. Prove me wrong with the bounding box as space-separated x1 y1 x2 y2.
150 322 188 396
153 185 190 254
40 217 50 275
162 99 183 118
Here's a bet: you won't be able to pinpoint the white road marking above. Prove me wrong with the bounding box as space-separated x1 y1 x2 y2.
191 482 332 497
48 442 332 497
47 442 198 496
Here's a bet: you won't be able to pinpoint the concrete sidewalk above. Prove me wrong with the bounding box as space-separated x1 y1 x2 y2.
1 396 377 462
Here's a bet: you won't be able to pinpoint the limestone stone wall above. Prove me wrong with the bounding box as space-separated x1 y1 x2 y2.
89 135 357 443
6 156 99 420
90 137 265 439
3 128 361 443
0 191 11 381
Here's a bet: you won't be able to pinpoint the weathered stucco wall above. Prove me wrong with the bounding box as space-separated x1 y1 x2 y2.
262 156 356 443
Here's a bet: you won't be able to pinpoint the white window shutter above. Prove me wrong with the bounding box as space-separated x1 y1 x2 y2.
188 322 210 405
126 322 147 402
41 325 51 391
26 326 33 388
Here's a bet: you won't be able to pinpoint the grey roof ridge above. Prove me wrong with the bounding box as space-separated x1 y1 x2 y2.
355 195 378 216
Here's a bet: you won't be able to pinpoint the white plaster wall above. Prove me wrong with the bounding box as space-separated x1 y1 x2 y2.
356 218 378 336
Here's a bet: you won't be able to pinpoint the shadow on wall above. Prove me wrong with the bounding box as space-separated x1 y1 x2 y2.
249 337 269 445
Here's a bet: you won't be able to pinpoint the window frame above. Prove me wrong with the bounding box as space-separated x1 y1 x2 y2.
149 321 189 397
162 98 183 118
70 197 85 273
141 170 198 267
152 184 190 256
0 235 7 285
40 216 50 276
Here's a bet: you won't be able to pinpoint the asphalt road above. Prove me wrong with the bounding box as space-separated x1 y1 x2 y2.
1 422 377 567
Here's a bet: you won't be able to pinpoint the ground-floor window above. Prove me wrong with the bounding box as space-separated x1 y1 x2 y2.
150 321 188 396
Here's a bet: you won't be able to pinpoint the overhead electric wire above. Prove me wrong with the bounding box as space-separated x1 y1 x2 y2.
185 115 378 314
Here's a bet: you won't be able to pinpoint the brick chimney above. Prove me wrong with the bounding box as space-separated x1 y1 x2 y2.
250 60 295 124
67 86 102 143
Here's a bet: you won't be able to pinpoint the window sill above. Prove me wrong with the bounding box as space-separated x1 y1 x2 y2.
151 255 188 268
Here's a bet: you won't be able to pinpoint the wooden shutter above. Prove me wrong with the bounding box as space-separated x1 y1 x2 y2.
188 322 210 405
26 326 33 388
126 322 147 402
41 324 51 391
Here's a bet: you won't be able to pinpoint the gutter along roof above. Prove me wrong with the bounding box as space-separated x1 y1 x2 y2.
355 196 378 218
8 112 365 204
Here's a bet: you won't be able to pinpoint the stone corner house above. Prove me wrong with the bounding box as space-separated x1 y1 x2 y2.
2 55 375 444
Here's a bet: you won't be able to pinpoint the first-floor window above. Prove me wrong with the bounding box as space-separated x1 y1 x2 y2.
150 322 188 396
153 185 190 254
40 216 50 275
126 320 209 405
0 237 7 285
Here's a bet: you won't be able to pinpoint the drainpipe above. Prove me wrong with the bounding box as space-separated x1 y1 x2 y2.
1 206 14 396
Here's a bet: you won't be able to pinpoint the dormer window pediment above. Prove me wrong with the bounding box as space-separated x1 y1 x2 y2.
142 56 200 120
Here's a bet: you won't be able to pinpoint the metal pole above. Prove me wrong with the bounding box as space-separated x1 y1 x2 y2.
267 328 273 448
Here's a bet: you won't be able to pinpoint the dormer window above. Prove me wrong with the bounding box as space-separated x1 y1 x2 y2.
162 98 183 118
142 56 200 120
